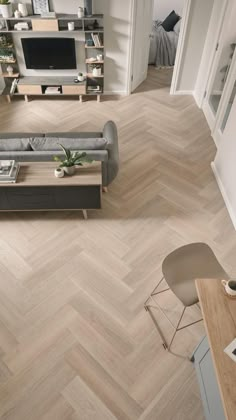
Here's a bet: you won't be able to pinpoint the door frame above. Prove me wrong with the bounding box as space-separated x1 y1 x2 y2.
127 0 193 95
170 0 192 95
212 50 236 146
202 0 234 136
194 0 229 108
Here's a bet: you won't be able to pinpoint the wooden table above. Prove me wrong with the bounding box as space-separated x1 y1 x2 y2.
0 162 102 219
196 278 236 420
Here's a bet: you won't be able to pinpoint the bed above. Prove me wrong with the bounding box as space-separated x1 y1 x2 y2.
149 19 181 67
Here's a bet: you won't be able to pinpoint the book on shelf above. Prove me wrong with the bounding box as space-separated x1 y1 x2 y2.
91 33 102 47
0 161 20 183
45 86 61 95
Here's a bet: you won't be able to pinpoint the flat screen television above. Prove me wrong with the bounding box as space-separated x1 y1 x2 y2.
21 38 76 70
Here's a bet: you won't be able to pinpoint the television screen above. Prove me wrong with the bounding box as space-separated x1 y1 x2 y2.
21 38 76 70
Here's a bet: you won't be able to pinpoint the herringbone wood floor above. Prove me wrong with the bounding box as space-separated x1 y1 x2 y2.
0 67 235 420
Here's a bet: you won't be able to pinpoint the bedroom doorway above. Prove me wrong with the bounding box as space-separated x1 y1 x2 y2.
128 0 186 93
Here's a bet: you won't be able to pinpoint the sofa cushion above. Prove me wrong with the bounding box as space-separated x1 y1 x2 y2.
0 138 32 151
45 132 102 139
30 137 108 151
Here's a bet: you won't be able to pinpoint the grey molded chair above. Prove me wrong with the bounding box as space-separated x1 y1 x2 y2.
144 243 229 351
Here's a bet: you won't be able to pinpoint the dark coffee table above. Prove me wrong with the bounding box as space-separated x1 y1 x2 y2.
0 162 102 219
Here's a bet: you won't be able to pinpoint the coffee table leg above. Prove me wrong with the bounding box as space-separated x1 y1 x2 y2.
82 210 88 220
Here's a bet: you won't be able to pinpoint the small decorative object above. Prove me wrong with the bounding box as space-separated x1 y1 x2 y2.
68 22 75 31
14 10 21 18
14 22 29 30
93 19 99 30
54 168 64 178
54 145 92 177
31 0 49 15
96 54 103 61
84 0 92 16
0 19 5 30
0 1 13 18
78 6 84 18
91 64 102 77
78 72 84 82
6 65 13 76
18 3 28 17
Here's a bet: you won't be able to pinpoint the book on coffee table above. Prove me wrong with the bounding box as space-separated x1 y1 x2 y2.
0 162 20 183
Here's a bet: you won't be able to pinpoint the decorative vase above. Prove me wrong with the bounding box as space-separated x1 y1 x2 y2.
6 65 13 76
0 4 13 18
54 168 64 178
63 166 76 176
84 0 92 16
78 7 84 18
92 67 101 77
18 3 28 17
14 10 21 19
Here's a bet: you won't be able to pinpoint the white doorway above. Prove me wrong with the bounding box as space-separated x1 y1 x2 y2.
128 0 186 94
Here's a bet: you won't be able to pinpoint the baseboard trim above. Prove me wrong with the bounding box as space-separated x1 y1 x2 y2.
103 91 128 96
171 90 194 96
211 161 236 230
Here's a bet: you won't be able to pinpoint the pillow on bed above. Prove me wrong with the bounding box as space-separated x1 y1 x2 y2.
161 10 180 32
173 19 181 34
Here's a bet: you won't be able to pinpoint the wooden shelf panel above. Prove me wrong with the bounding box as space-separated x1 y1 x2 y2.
85 60 104 64
86 73 104 78
1 72 19 78
85 45 104 49
0 14 103 20
0 59 16 64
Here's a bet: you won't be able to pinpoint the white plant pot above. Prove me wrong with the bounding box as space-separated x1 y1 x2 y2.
92 68 102 77
0 4 13 18
78 75 84 82
18 3 28 17
54 168 64 178
63 166 76 176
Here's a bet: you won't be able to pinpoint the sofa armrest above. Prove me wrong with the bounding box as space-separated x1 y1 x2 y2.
103 121 119 186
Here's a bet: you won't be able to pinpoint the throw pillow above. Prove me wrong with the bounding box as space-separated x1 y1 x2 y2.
161 10 180 32
30 137 108 151
0 138 32 151
173 19 181 34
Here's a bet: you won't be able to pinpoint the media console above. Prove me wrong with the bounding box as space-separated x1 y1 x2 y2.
0 14 105 103
14 76 101 103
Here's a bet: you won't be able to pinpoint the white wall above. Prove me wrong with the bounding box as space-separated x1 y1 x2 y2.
213 96 236 229
11 0 131 94
153 0 185 20
176 0 214 92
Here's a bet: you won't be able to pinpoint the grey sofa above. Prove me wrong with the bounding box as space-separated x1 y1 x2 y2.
0 121 119 187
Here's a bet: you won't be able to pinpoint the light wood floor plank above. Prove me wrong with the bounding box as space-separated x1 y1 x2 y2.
0 67 235 419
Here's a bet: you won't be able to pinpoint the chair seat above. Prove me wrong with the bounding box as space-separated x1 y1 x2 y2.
162 243 229 307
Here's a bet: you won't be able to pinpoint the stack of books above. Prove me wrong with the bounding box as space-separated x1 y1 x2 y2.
0 160 20 183
91 33 102 47
45 86 61 95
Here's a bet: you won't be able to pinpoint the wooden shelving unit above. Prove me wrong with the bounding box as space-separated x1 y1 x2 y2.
0 13 105 103
0 33 20 102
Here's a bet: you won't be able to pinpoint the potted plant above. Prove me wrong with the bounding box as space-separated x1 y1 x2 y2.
0 1 13 18
78 72 85 82
54 144 92 176
91 64 102 77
